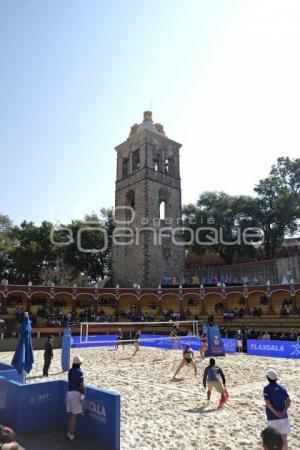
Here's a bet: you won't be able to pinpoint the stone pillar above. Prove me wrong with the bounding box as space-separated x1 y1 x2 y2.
267 295 274 315
157 299 163 318
201 298 206 315
245 296 250 315
2 296 7 314
136 299 141 315
180 298 184 317
26 296 31 313
72 297 76 314
115 297 119 321
94 297 97 314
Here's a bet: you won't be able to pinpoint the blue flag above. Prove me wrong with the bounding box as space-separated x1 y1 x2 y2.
61 326 72 372
11 312 34 379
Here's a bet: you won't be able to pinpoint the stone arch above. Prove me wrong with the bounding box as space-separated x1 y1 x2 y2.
248 291 269 314
75 293 95 312
125 190 135 221
139 294 159 317
226 293 245 312
6 291 28 313
161 294 180 313
53 292 73 313
159 187 170 219
182 294 201 318
204 293 223 315
118 294 138 320
271 290 292 315
97 294 116 318
30 292 51 315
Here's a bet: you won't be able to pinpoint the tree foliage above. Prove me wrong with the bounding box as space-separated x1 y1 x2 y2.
0 209 113 285
184 157 300 261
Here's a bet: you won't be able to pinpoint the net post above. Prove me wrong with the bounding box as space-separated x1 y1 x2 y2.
85 322 88 343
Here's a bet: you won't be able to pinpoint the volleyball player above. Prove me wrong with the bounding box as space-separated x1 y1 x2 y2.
170 324 182 349
132 329 141 356
172 343 197 380
115 327 124 350
199 332 208 359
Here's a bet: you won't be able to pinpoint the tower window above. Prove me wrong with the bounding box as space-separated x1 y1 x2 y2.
122 158 129 177
165 159 169 174
132 149 140 171
153 153 160 172
159 201 166 220
125 190 135 221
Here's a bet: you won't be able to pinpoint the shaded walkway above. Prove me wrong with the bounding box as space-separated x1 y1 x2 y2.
18 428 103 450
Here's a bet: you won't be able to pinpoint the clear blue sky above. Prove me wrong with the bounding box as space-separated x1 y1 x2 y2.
1 0 300 225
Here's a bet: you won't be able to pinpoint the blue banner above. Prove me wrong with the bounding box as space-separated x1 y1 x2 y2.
0 377 120 450
203 325 225 356
222 338 237 353
247 339 300 359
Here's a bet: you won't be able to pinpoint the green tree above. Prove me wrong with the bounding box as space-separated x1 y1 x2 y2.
254 159 300 258
0 214 14 280
183 192 260 264
9 221 57 284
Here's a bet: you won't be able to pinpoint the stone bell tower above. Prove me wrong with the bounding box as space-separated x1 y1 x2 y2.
112 111 185 288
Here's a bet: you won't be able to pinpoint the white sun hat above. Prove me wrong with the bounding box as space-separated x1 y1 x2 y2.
73 355 83 365
266 368 278 380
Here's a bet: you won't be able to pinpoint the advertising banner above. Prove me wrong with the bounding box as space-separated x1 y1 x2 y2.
247 339 300 359
203 325 225 356
222 338 237 353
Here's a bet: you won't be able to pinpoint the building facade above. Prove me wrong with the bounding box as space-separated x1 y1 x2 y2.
112 111 185 287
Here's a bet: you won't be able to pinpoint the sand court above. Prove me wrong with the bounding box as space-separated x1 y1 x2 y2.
1 346 300 450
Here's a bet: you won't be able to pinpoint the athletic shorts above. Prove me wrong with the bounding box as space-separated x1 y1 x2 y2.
237 340 243 347
184 358 192 364
66 391 83 415
267 418 291 435
207 380 225 394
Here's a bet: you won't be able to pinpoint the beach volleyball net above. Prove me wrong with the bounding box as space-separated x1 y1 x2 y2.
78 320 201 349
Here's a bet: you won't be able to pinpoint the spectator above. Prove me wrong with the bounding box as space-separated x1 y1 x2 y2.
236 329 243 353
0 424 25 450
208 312 214 325
261 426 283 450
262 331 271 340
43 335 53 377
263 369 291 450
